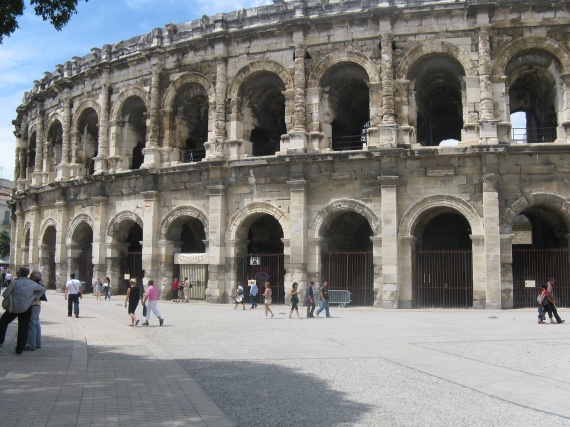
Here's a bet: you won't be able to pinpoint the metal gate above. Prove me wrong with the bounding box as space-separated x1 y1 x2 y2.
512 248 570 308
237 253 285 305
414 250 473 308
179 264 208 300
79 253 93 293
120 252 143 295
322 252 374 306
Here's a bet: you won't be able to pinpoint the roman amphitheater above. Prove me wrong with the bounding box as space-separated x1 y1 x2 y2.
8 0 570 309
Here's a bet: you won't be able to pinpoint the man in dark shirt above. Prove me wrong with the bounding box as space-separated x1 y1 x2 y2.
315 281 330 318
306 281 315 318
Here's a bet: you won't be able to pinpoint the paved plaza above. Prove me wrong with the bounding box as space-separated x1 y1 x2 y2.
0 292 569 427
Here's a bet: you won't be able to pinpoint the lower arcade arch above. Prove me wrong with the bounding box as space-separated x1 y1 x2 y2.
511 206 570 307
40 225 57 289
413 209 473 308
69 222 93 293
236 214 285 305
320 211 374 306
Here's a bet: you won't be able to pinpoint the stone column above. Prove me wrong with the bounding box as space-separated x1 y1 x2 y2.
282 44 308 154
11 206 24 269
205 56 227 160
157 240 179 299
54 201 69 292
500 233 514 309
398 235 415 308
560 73 570 143
287 179 308 285
94 70 110 174
206 182 227 302
379 176 399 308
478 26 499 144
141 191 159 287
92 197 109 281
143 64 163 167
375 29 398 147
482 173 502 308
56 89 72 181
28 203 41 270
395 79 414 145
32 102 45 186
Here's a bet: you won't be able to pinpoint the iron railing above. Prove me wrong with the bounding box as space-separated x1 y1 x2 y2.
237 253 285 305
181 148 206 163
511 127 557 144
321 252 374 306
331 135 366 151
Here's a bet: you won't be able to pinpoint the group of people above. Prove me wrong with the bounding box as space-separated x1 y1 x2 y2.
125 278 164 327
234 280 331 319
537 277 565 324
92 276 112 300
0 267 14 293
171 277 192 302
0 266 46 354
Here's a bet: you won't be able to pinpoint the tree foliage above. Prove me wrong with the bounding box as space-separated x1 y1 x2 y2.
0 229 9 259
0 0 89 44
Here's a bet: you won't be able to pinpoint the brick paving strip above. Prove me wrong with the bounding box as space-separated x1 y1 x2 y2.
0 292 234 427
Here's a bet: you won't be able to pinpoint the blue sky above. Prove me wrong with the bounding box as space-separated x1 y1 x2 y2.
0 0 266 181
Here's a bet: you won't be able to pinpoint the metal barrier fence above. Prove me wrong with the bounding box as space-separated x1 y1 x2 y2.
313 289 352 307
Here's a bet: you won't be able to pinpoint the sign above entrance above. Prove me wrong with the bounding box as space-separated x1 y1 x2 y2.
174 253 209 265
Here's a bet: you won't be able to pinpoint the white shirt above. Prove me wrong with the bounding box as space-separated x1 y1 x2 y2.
66 279 82 295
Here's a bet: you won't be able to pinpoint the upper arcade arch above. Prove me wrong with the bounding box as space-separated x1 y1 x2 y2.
39 218 58 241
228 60 294 100
106 211 144 243
308 198 381 239
225 202 290 242
307 50 380 88
163 72 216 111
66 214 94 243
72 99 101 129
109 86 151 122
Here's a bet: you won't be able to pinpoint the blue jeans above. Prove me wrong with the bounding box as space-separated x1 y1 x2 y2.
27 305 42 349
104 286 110 300
250 294 257 308
68 294 80 316
316 300 330 317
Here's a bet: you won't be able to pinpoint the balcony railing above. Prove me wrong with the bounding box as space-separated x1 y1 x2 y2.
511 127 557 144
181 148 206 163
331 135 367 151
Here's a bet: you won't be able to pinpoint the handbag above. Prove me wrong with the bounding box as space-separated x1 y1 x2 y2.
2 294 13 312
142 302 147 317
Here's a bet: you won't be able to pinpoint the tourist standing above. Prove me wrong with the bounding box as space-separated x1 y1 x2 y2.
25 270 46 351
172 278 180 302
142 279 164 326
103 276 111 300
306 281 315 318
263 281 274 319
315 281 331 318
0 267 46 354
64 273 83 318
250 281 258 309
93 277 103 300
234 282 246 310
289 282 302 319
125 278 140 326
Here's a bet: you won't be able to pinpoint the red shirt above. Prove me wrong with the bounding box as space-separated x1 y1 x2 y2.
172 280 179 291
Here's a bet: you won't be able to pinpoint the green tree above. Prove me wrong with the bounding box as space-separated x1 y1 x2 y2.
0 229 9 259
0 0 89 44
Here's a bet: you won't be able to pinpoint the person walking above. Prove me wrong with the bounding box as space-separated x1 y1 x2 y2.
93 277 103 300
249 281 259 309
64 273 83 318
103 276 111 300
544 277 565 324
0 267 46 354
289 282 302 319
142 279 164 326
182 277 191 302
315 280 331 318
263 281 274 319
125 278 140 326
172 278 180 302
306 281 315 318
234 282 246 310
25 270 46 351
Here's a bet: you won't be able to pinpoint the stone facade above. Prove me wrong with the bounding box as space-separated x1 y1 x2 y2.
9 0 570 308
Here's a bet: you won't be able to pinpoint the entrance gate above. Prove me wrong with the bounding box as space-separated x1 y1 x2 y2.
322 252 374 306
79 253 93 293
414 250 473 308
238 253 285 305
512 248 570 308
120 252 143 295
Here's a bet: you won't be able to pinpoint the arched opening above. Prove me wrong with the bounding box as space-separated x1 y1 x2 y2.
119 97 147 170
410 55 464 146
41 226 57 289
46 121 63 181
507 52 561 143
23 228 30 266
240 73 286 157
27 132 37 179
413 210 473 307
173 83 208 163
512 206 569 307
321 63 370 151
119 223 143 294
237 214 285 304
77 108 99 175
321 211 374 306
70 222 93 293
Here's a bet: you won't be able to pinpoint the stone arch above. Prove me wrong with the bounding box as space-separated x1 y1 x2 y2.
228 59 294 100
45 112 63 139
493 36 570 77
225 202 290 241
72 99 101 128
158 205 209 241
400 195 484 237
66 214 94 241
396 41 478 80
106 210 144 241
162 72 216 111
308 50 380 88
308 198 381 239
39 218 58 240
109 86 150 122
501 193 570 234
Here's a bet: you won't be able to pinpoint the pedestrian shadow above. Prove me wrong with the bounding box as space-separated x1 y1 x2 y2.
177 359 373 426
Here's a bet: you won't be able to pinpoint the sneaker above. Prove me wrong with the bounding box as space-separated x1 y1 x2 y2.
159 318 164 326
75 314 79 318
142 321 149 326
271 313 274 318
538 320 544 324
558 319 565 324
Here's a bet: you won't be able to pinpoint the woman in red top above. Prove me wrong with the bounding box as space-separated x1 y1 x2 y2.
538 284 550 324
172 278 180 302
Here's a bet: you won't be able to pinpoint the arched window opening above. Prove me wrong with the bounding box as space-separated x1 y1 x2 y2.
247 215 284 253
240 73 286 157
410 56 464 146
173 83 208 163
77 108 99 175
27 132 37 178
42 226 57 289
507 52 561 143
321 63 370 151
180 220 206 253
46 121 63 178
120 97 147 170
71 222 93 293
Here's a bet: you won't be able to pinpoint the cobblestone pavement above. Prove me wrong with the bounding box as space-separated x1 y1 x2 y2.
1 292 569 426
